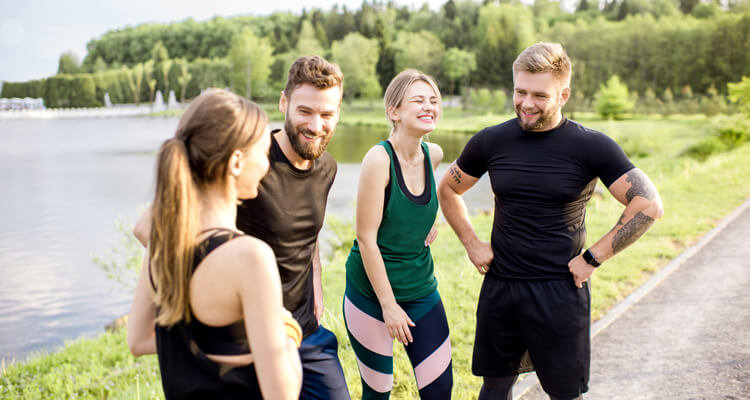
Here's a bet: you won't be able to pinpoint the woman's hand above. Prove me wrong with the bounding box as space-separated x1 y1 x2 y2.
381 302 415 345
424 226 438 247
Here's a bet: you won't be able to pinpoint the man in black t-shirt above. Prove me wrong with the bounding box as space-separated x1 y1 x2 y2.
236 56 349 399
438 43 663 399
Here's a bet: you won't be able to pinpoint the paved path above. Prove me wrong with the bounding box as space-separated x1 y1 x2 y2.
517 200 750 400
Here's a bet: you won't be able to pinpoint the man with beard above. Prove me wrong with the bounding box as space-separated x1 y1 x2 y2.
133 56 350 399
235 55 350 399
437 43 663 399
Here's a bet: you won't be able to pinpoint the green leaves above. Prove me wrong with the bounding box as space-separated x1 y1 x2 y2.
596 75 635 120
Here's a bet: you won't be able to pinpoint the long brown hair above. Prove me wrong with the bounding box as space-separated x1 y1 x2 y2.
149 89 268 326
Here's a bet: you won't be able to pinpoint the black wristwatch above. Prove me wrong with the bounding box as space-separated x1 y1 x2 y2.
582 248 601 267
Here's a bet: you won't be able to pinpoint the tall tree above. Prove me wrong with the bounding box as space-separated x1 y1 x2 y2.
331 32 381 102
474 3 535 88
442 48 477 96
295 20 326 57
227 28 275 100
125 64 144 105
57 51 80 75
393 30 445 78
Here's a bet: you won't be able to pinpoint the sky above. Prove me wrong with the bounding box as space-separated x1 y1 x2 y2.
0 0 450 83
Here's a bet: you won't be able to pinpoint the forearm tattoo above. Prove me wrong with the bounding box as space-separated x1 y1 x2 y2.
449 165 463 185
612 211 655 254
625 169 657 202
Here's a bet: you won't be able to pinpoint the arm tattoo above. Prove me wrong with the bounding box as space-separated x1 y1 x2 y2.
624 169 657 203
612 211 655 254
449 166 462 185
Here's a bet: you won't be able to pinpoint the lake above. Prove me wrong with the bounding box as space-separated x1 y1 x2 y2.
0 117 492 363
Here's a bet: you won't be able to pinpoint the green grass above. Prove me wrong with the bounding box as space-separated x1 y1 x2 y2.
2 115 750 399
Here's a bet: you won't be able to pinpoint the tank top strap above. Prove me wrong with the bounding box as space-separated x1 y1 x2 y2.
377 139 398 179
420 141 436 187
148 229 245 291
193 229 245 271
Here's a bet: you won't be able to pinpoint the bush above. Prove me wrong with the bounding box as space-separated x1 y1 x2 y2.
44 74 98 108
491 89 506 113
1 79 47 99
684 136 728 161
595 75 634 119
717 126 749 149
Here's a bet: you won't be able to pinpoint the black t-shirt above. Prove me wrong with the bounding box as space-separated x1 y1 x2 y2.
457 118 634 279
237 131 337 336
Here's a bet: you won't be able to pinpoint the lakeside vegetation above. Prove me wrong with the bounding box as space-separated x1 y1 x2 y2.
2 0 750 113
2 110 749 398
3 1 750 395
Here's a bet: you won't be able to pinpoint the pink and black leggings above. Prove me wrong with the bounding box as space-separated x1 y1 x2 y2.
342 283 453 399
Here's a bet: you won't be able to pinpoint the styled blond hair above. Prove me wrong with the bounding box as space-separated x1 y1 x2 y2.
512 42 572 88
384 69 442 130
149 89 268 327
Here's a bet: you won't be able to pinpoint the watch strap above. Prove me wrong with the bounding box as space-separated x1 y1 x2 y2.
583 248 601 267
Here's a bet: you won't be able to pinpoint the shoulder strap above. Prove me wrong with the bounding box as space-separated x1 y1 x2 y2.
193 230 244 271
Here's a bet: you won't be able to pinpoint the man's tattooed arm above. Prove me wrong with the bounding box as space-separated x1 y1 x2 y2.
449 165 463 185
612 211 655 254
608 169 662 255
624 169 657 202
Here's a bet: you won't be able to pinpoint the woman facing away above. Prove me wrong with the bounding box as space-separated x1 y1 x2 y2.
343 70 453 399
127 89 303 399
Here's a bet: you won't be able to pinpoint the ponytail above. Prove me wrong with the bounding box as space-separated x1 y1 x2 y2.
149 137 200 326
146 88 268 327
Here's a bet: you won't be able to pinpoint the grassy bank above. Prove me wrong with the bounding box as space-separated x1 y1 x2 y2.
2 114 749 399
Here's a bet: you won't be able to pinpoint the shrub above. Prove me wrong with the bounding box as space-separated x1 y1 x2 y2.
595 75 634 119
684 137 728 161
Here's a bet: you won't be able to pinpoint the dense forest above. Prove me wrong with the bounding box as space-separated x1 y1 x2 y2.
3 0 750 110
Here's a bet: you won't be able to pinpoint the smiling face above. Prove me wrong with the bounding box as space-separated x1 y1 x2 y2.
280 83 341 161
389 80 441 135
513 70 570 132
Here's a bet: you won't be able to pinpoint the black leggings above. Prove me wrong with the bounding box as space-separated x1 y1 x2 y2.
478 376 583 400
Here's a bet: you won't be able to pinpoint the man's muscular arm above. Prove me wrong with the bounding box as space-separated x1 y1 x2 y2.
569 168 664 287
438 162 493 274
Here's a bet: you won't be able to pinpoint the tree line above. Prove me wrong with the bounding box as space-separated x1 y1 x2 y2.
3 0 750 109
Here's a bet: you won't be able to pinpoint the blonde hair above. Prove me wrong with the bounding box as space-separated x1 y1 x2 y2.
283 55 344 100
149 89 268 327
384 69 442 130
512 42 571 88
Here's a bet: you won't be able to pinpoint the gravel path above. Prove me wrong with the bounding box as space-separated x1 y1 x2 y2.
517 200 750 400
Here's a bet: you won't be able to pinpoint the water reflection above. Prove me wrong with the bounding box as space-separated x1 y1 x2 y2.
0 118 493 363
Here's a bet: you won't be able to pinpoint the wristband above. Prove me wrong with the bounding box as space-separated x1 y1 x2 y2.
282 310 303 348
583 248 601 267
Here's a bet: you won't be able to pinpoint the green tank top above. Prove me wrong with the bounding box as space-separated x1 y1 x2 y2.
345 140 439 302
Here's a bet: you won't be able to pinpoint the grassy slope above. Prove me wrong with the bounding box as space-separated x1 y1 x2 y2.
2 114 749 399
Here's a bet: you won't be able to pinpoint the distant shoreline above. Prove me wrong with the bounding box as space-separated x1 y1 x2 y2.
0 105 177 120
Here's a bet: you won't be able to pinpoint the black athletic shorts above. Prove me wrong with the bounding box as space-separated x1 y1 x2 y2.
472 274 591 398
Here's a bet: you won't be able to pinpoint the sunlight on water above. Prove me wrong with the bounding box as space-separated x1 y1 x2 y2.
0 118 492 363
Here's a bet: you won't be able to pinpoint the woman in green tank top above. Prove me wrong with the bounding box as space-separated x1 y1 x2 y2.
342 70 454 399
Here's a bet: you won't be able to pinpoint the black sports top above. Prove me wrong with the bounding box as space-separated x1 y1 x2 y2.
153 228 263 399
457 118 635 279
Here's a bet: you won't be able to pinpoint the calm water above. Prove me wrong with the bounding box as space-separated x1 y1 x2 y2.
0 117 492 363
